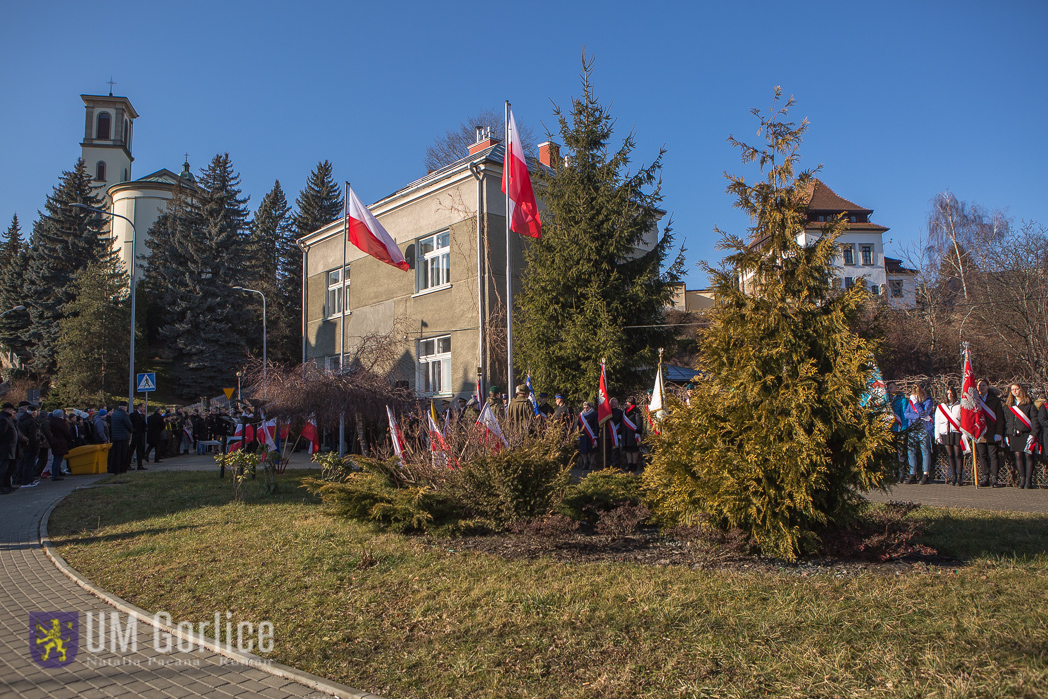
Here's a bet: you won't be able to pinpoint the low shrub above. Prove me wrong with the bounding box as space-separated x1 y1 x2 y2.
507 514 580 538
595 502 652 536
302 457 457 533
560 469 644 523
820 501 937 562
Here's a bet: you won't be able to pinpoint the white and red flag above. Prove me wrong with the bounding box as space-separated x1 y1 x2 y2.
428 402 456 466
597 360 612 427
261 418 278 451
501 107 541 239
959 347 985 442
228 423 244 452
386 406 406 463
301 415 320 455
347 185 409 271
477 402 509 451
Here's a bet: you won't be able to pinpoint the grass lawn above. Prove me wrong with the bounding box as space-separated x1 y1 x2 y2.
49 471 1048 699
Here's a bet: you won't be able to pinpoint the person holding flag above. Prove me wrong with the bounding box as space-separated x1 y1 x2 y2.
621 397 644 472
974 378 1006 487
1004 383 1039 489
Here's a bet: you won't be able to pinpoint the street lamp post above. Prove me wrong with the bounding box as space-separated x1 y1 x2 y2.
233 286 266 401
71 204 137 407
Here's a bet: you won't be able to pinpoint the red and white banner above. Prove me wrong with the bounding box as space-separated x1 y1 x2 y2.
301 415 320 455
228 423 244 452
501 107 541 239
597 360 612 427
261 419 277 451
427 406 456 467
347 185 409 271
477 402 509 451
386 406 405 463
959 348 986 442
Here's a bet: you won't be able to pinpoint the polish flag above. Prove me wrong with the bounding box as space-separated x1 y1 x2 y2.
386 406 406 463
501 107 541 238
261 419 278 451
347 185 409 271
228 423 244 452
301 415 320 455
477 402 509 451
959 347 985 442
597 360 612 427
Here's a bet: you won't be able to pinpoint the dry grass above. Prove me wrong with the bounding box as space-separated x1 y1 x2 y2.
49 471 1048 698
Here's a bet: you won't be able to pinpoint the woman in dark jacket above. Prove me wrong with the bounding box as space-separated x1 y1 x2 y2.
1004 384 1039 489
48 410 73 477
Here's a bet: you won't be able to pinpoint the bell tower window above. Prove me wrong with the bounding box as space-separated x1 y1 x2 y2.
123 120 128 144
96 161 107 182
96 112 111 139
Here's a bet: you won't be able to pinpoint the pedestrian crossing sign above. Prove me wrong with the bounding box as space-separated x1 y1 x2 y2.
137 373 156 392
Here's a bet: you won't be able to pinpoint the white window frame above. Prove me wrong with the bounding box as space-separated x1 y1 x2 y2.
844 276 854 289
418 335 452 396
842 245 855 266
325 267 348 318
417 230 451 293
860 244 874 266
325 355 342 375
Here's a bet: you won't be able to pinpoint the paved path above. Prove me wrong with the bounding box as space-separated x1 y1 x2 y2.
0 452 374 699
866 482 1048 514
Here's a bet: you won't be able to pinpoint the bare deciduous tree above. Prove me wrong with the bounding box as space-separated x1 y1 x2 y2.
926 191 1010 301
424 109 537 173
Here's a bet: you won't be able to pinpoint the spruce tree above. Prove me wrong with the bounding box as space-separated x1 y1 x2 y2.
49 260 130 405
144 153 251 398
516 58 683 405
22 159 111 374
247 181 296 364
642 90 895 561
0 215 30 362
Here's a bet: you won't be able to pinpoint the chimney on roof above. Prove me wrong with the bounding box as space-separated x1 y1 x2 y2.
538 141 559 168
468 125 500 155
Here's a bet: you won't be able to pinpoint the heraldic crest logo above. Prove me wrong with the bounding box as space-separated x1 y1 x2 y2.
29 611 79 668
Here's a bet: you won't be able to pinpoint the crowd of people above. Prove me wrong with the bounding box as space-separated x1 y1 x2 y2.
0 401 245 493
887 380 1045 488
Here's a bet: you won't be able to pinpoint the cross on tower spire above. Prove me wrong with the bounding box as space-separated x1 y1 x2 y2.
106 77 116 96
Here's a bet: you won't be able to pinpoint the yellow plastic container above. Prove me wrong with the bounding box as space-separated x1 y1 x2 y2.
66 443 113 475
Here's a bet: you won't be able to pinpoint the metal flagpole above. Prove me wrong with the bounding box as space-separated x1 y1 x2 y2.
505 101 514 395
339 182 349 456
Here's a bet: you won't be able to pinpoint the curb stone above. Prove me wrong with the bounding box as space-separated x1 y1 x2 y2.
39 492 385 699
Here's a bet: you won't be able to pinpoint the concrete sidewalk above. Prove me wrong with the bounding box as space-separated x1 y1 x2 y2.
867 482 1048 514
0 453 370 699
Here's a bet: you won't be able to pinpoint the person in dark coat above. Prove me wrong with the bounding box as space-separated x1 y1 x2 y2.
109 402 134 474
1004 384 1039 489
577 401 599 471
507 384 533 430
16 403 43 485
145 408 165 463
621 397 645 472
552 394 573 425
130 403 147 469
48 410 72 478
0 403 18 493
975 380 1007 487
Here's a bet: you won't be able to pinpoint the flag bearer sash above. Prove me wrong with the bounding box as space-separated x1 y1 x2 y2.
938 404 970 453
579 412 597 447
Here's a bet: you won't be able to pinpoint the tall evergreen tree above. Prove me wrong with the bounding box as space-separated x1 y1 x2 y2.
22 159 111 374
0 214 30 366
49 259 130 405
516 58 683 405
643 90 895 561
247 180 296 364
144 153 251 398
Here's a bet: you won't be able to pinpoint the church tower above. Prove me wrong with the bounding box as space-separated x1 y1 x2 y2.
80 88 138 193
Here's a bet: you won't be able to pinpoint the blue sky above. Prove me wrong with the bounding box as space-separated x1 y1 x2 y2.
2 1 1045 288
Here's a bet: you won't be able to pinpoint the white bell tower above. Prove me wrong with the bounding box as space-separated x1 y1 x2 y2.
80 84 137 195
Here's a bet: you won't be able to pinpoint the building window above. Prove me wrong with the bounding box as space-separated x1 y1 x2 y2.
849 215 857 223
418 335 451 395
95 161 106 181
844 277 854 289
325 267 347 317
871 283 881 296
325 355 341 374
890 280 904 298
96 112 111 139
818 215 825 222
842 245 854 265
861 245 873 265
418 231 450 291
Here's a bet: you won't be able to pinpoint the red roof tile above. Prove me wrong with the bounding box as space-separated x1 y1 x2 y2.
805 179 873 214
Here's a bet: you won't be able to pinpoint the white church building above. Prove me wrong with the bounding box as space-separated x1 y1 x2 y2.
79 91 196 278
